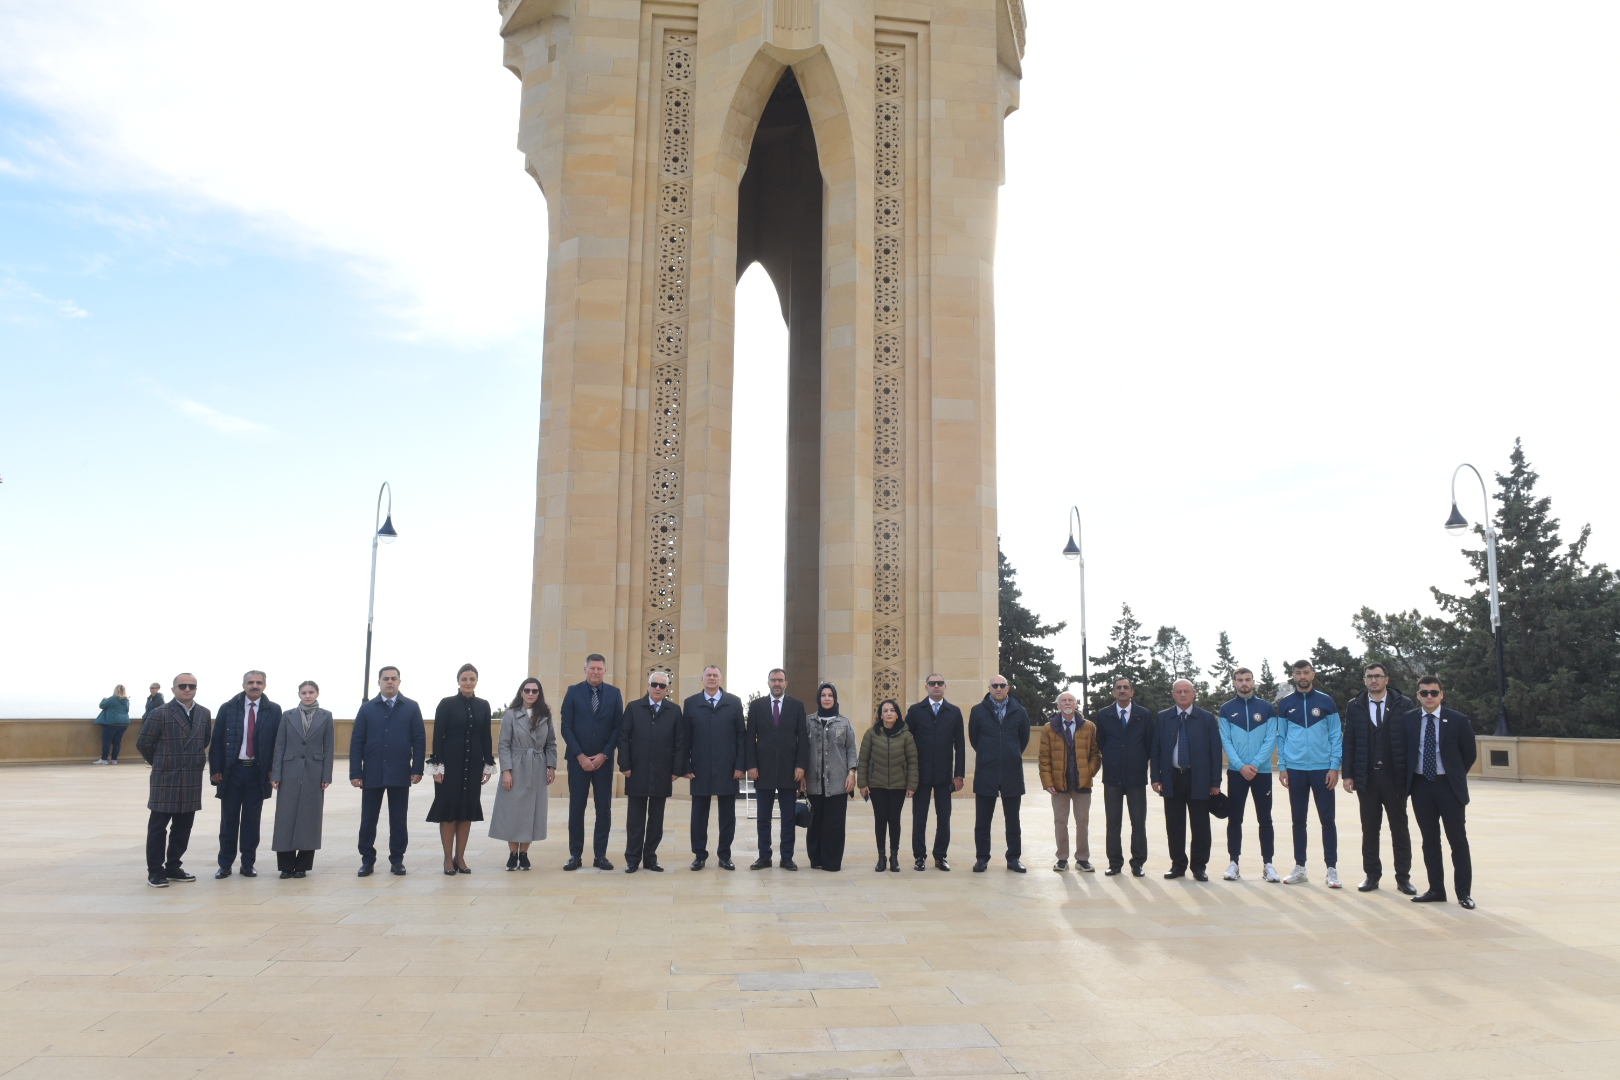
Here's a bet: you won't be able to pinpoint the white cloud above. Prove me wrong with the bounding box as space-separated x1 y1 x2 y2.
172 397 269 435
0 1 547 345
0 275 90 321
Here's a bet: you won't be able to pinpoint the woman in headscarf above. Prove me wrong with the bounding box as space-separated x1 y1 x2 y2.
488 677 557 869
269 681 334 877
427 664 496 874
859 698 918 872
803 682 858 871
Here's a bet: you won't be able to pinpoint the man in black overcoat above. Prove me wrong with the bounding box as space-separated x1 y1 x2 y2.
905 673 965 870
619 672 686 872
744 668 808 869
1150 679 1223 881
682 664 746 870
968 675 1031 873
137 672 212 888
208 669 282 878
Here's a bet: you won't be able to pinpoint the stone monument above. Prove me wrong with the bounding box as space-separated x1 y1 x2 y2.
498 0 1027 728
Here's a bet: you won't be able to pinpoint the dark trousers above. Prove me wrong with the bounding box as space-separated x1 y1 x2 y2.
358 784 410 866
690 794 737 859
754 787 798 859
1357 769 1413 883
100 725 127 761
1104 783 1148 871
1226 770 1275 862
146 810 195 874
1287 769 1338 867
625 794 666 866
1162 769 1212 873
566 759 614 859
276 850 316 872
806 792 849 870
973 793 1021 861
217 761 265 869
911 781 954 859
870 788 906 855
1411 776 1471 899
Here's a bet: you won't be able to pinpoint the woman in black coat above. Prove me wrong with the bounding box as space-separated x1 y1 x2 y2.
427 664 495 874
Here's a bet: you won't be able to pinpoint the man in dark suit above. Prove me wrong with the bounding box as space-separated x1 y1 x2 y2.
349 666 425 876
905 674 966 871
968 675 1031 873
1094 676 1155 876
682 664 746 870
1341 662 1416 894
137 673 212 887
619 672 686 873
208 669 282 878
745 668 808 869
1151 679 1223 880
1405 676 1477 909
559 653 624 871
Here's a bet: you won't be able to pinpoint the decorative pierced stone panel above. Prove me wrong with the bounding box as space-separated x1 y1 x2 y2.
872 42 907 704
874 516 901 618
645 28 696 683
874 332 901 369
873 373 901 470
876 195 901 233
875 100 901 190
874 667 903 704
874 623 902 663
874 235 901 327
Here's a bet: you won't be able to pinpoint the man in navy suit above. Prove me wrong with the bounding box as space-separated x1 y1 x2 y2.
1094 677 1155 876
1151 679 1223 880
208 670 282 878
1405 675 1477 909
349 666 426 876
905 674 966 871
560 653 624 871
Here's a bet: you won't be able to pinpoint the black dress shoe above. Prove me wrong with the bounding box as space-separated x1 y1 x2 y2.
147 873 169 888
625 864 639 873
690 857 706 871
1192 871 1209 882
166 870 196 883
972 859 988 872
593 856 614 871
292 870 306 879
1105 866 1123 876
1358 877 1380 892
280 870 293 879
444 864 458 876
934 857 950 872
718 858 735 871
1008 860 1027 873
1164 869 1186 879
457 866 471 874
888 855 900 873
390 865 407 875
1412 889 1446 903
1131 866 1145 877
811 863 822 870
875 855 888 872
750 856 772 870
915 858 927 871
1459 896 1475 910
357 864 374 877
214 867 232 879
644 860 664 872
240 867 257 878
1396 880 1417 896
780 857 798 871
564 856 583 871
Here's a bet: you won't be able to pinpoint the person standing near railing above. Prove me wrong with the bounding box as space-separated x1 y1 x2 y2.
94 685 131 764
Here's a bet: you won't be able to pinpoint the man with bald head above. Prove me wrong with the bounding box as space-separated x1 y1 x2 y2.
968 675 1032 872
1150 679 1223 881
137 673 213 887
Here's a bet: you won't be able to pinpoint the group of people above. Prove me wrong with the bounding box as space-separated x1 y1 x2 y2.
130 656 1479 909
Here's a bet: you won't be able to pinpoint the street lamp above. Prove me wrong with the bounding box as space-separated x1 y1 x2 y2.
1061 506 1089 715
1445 464 1510 736
363 482 398 707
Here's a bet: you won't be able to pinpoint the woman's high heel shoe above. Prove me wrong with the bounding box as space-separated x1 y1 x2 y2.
506 852 519 871
875 854 888 872
443 859 457 876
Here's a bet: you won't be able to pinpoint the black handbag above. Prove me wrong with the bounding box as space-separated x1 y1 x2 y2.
794 792 813 828
1207 790 1230 819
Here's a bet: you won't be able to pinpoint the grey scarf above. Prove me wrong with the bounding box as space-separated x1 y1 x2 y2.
300 701 317 735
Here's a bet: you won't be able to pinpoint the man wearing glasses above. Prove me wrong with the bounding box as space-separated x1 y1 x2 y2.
968 675 1031 872
1341 663 1416 894
905 675 965 870
618 672 686 872
137 674 212 888
1405 676 1476 909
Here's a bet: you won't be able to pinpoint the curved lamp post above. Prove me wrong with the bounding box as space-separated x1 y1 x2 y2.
363 482 398 706
1445 464 1509 736
1061 506 1089 715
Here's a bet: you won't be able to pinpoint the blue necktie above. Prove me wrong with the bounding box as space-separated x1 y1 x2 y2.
1177 712 1189 766
1423 715 1438 781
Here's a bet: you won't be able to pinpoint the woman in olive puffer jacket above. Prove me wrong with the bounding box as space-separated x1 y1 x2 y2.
858 698 918 872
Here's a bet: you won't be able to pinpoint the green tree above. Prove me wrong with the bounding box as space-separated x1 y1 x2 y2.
1256 659 1279 701
997 545 1072 719
1353 607 1444 696
1142 625 1208 710
1207 630 1239 688
1429 441 1620 735
1307 638 1364 710
1088 603 1152 714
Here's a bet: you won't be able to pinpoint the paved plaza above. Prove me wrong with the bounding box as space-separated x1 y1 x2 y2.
2 763 1617 1079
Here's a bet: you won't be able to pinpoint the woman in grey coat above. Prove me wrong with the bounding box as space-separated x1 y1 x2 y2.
488 678 557 870
804 683 858 872
269 681 334 878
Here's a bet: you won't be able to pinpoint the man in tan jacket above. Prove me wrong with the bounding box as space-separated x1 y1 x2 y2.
1040 692 1102 871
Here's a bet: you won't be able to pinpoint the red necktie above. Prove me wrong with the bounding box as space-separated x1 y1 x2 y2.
246 701 257 754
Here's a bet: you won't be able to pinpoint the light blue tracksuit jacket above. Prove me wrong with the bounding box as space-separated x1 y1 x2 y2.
1275 688 1342 773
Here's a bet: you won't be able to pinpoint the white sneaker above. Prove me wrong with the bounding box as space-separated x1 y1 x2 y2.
1283 865 1308 885
1263 863 1281 883
1223 861 1240 881
92 759 107 765
1326 867 1342 889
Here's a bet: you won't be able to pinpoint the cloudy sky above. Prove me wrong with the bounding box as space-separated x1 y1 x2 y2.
2 2 1616 717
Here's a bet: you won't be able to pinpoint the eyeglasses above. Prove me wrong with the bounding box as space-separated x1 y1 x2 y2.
990 682 1008 689
1364 674 1388 680
927 680 944 687
1416 689 1441 698
175 684 196 691
521 688 539 695
650 683 669 690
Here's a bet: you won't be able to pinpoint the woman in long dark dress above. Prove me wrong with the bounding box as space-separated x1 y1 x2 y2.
427 663 495 874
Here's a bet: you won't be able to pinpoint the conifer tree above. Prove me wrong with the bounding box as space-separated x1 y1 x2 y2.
997 545 1072 718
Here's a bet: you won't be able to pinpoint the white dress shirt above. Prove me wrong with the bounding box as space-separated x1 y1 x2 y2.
240 697 260 759
1417 710 1447 774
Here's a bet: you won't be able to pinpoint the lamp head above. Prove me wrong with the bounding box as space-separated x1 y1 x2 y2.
1443 503 1468 533
377 516 398 544
1062 534 1080 561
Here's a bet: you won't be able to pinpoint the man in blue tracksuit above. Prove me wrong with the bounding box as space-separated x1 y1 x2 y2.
1276 659 1343 888
1217 667 1279 883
